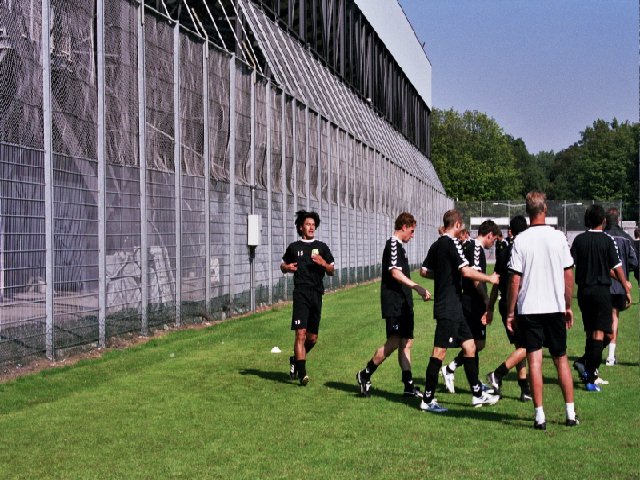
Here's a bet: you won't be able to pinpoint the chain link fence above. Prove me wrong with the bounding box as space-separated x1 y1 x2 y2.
0 0 451 365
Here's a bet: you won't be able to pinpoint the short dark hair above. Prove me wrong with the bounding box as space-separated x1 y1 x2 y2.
394 212 416 231
584 204 605 229
509 215 528 237
442 209 463 229
477 220 500 237
295 210 320 236
605 207 619 226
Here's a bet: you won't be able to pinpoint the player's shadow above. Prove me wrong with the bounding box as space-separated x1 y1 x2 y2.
325 380 531 428
239 368 292 384
324 380 413 403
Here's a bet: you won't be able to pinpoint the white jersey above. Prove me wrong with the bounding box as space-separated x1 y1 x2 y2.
508 224 574 314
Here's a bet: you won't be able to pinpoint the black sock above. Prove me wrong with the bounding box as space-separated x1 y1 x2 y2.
518 378 530 394
364 359 378 378
424 357 442 403
462 356 482 398
586 339 604 383
454 351 464 369
583 337 593 363
305 339 316 353
296 359 306 378
402 369 413 388
495 362 509 380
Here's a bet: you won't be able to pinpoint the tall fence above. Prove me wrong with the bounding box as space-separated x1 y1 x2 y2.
0 0 451 363
456 200 628 234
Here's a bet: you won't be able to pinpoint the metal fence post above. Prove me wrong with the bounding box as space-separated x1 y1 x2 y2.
173 21 182 326
42 0 55 360
97 0 106 348
292 98 297 227
281 92 287 300
305 106 310 211
266 81 273 304
138 3 149 336
249 69 256 312
229 56 236 306
203 42 211 314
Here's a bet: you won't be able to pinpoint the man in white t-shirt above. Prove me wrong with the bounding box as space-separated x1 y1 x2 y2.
506 191 578 430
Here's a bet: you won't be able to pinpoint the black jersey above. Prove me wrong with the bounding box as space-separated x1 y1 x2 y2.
381 236 413 318
461 240 488 315
570 230 620 288
282 239 334 293
494 242 512 312
423 234 469 319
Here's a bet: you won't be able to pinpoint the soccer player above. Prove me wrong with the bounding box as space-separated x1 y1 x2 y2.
506 191 578 429
281 210 335 385
418 209 500 413
571 204 630 391
440 220 501 394
602 208 637 366
356 212 431 398
485 216 532 402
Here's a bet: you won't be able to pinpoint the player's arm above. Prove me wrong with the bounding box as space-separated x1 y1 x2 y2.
460 265 499 285
505 271 521 333
482 282 500 325
390 268 431 301
563 267 574 328
612 265 632 305
280 261 297 273
310 248 335 276
420 266 433 279
280 246 297 273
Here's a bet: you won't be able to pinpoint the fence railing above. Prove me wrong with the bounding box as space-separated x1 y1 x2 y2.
0 0 451 364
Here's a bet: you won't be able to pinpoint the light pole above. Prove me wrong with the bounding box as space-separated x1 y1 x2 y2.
562 201 582 233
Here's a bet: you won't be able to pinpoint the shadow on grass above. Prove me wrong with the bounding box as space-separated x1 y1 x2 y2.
324 380 541 429
238 368 293 385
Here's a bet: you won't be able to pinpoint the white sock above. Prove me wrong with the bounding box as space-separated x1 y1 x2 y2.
608 343 616 359
565 402 576 421
534 406 545 424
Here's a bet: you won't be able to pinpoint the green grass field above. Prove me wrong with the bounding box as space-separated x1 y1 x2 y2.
0 276 638 479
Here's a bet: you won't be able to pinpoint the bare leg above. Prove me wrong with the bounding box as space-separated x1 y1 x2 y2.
372 336 401 365
398 338 413 371
505 347 527 370
528 349 544 408
294 328 307 360
552 354 574 403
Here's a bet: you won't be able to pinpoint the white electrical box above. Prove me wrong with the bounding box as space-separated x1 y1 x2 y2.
247 214 261 247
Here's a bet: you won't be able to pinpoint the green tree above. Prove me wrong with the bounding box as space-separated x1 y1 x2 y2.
430 108 522 200
549 119 639 218
506 135 550 194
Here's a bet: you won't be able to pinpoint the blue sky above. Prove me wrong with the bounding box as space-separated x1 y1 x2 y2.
398 0 638 154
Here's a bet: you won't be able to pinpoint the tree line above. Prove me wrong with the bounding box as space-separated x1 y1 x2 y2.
430 108 639 221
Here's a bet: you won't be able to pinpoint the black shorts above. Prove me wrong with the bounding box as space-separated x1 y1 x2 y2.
385 304 415 339
578 287 613 333
291 289 323 334
463 307 486 341
433 313 473 349
519 312 567 357
611 294 628 312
